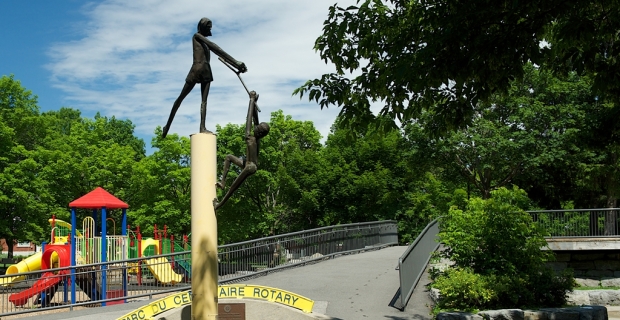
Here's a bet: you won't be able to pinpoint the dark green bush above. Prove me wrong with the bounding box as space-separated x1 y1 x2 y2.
431 187 575 312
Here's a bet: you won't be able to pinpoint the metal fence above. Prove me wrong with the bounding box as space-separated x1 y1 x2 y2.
0 251 192 317
0 220 398 317
529 208 620 238
392 219 440 311
218 220 398 283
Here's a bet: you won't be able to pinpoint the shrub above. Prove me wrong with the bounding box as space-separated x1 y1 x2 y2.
432 186 575 312
431 268 498 312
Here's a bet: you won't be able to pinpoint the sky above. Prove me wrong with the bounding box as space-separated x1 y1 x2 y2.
0 0 356 150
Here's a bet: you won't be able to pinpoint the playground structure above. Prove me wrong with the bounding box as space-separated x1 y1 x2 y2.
128 224 189 285
0 187 191 309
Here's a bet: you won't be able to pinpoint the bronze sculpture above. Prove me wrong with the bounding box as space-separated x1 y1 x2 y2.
215 91 269 209
162 17 247 138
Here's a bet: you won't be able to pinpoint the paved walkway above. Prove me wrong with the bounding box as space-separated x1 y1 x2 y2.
248 246 432 320
23 246 432 320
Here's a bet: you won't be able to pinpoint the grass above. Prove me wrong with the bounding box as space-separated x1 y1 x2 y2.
575 286 620 290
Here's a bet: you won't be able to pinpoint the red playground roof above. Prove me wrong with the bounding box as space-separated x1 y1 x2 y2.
69 187 129 209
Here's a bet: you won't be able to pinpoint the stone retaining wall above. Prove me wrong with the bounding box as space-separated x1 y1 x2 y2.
568 289 620 306
437 306 607 320
549 250 620 278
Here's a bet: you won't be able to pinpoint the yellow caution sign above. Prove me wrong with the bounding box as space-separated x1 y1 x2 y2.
117 285 314 320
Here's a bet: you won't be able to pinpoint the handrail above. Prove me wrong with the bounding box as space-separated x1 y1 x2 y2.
528 208 620 237
393 219 440 311
219 220 398 248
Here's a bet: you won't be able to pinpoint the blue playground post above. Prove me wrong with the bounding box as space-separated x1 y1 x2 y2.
122 208 128 301
101 207 107 306
70 207 76 305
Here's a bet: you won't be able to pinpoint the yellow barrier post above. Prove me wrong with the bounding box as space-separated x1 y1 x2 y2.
191 132 218 319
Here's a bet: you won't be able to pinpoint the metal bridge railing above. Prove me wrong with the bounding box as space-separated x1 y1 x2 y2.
392 219 439 311
218 220 398 283
528 208 620 238
0 220 398 317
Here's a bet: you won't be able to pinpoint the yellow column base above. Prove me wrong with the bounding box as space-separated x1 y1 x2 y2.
191 132 218 320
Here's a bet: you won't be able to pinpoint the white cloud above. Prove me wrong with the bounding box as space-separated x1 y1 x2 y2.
47 0 356 145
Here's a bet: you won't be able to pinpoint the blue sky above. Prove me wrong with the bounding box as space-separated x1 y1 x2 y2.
0 0 355 149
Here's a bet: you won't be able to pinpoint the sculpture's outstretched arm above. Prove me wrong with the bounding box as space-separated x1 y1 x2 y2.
196 34 247 73
252 99 260 127
245 92 258 139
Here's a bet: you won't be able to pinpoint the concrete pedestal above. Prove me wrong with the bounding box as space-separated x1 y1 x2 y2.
191 133 218 319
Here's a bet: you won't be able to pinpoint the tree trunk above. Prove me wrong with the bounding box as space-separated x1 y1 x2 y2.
6 238 14 259
605 195 617 236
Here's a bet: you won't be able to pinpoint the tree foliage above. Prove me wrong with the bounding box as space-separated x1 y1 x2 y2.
128 128 190 236
0 76 51 257
295 0 620 134
405 64 597 200
0 76 148 256
2 67 620 255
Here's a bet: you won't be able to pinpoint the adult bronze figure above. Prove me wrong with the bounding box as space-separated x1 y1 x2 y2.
215 91 269 210
162 17 247 138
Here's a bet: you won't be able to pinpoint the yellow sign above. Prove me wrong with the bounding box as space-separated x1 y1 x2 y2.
218 284 314 312
117 285 314 320
118 291 191 320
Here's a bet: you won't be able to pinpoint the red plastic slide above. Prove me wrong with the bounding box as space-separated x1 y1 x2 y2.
9 271 68 306
9 245 72 307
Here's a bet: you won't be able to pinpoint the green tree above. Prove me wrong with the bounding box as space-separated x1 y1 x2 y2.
0 75 45 149
570 100 620 209
395 172 457 244
128 127 191 236
37 108 142 225
0 76 50 255
317 123 407 224
311 119 456 243
90 112 146 160
406 64 595 200
0 151 52 257
295 0 620 134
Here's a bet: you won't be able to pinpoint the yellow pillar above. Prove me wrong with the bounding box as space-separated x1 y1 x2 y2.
191 132 218 319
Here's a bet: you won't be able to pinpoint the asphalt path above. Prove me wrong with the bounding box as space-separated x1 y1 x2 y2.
246 246 433 320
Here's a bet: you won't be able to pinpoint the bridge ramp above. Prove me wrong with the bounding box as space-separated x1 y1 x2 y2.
246 246 432 320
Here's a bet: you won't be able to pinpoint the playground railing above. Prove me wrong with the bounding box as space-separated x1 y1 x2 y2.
0 250 192 317
0 220 398 317
76 235 129 264
529 208 620 237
